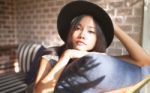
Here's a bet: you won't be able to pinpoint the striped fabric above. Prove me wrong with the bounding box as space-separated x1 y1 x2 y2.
17 43 44 73
0 72 27 93
0 43 46 93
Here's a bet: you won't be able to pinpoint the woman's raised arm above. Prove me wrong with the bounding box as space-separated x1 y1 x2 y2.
114 24 150 67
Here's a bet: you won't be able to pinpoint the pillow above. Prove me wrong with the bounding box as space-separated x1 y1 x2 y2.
17 43 46 84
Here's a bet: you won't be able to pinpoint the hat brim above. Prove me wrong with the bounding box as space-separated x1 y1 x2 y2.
57 1 114 47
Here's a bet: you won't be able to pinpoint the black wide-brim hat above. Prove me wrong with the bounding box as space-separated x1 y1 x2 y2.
57 1 114 47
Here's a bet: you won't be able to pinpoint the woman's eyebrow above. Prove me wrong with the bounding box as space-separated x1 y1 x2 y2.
78 23 96 30
88 26 96 29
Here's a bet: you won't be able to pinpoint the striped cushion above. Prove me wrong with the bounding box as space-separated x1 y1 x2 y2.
17 43 45 73
0 43 46 93
25 44 46 84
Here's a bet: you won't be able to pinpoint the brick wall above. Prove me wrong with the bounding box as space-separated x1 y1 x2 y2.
107 0 143 55
0 0 17 46
0 0 17 74
15 0 67 46
14 0 144 55
0 0 144 73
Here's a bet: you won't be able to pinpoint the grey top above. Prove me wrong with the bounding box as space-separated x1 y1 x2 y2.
42 54 58 67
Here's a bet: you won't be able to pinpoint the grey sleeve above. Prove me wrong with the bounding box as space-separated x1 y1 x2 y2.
42 55 58 67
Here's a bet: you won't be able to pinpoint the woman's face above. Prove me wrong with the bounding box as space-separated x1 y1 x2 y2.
72 16 97 51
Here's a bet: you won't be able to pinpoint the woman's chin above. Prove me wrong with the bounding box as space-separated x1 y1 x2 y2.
75 46 87 51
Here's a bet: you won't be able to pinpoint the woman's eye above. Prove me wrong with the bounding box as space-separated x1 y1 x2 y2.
88 31 95 34
74 26 81 31
76 27 80 30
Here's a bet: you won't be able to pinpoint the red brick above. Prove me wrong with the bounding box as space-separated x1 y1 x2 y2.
119 24 132 32
117 8 132 16
114 17 125 24
133 25 142 32
126 16 142 25
133 8 143 16
109 1 125 8
106 47 122 56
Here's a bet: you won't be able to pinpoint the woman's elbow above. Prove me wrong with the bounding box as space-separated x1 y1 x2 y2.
139 56 150 67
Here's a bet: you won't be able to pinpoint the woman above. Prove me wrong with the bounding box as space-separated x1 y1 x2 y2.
34 1 150 93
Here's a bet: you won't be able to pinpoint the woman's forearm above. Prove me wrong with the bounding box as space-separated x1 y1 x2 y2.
35 58 52 85
34 49 89 93
42 49 89 84
34 52 70 93
42 53 70 83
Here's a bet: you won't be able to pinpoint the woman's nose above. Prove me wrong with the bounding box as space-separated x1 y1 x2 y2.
79 30 86 39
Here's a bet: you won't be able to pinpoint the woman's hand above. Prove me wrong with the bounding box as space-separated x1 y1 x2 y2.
63 49 89 59
63 49 107 59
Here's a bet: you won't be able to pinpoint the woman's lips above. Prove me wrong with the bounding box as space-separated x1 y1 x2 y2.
76 40 86 46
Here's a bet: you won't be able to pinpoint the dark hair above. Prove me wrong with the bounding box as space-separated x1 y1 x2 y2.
65 15 107 53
